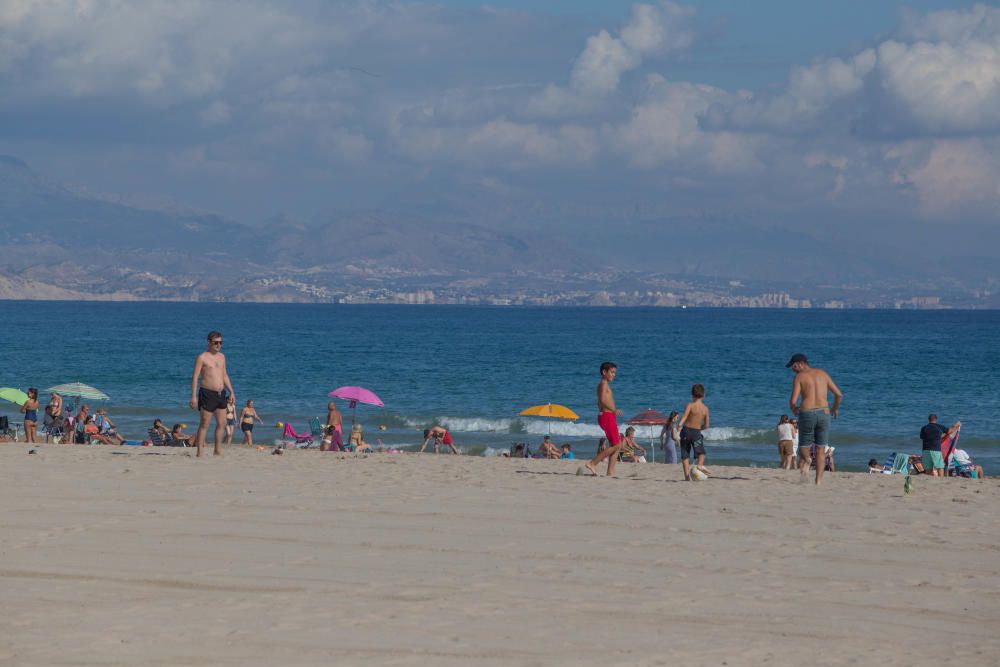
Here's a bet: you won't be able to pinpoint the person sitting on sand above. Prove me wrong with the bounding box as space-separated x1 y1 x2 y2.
539 435 560 459
809 444 835 472
170 423 194 447
950 448 986 479
620 427 647 463
83 416 115 445
560 444 574 459
350 423 371 452
94 408 125 445
151 419 170 440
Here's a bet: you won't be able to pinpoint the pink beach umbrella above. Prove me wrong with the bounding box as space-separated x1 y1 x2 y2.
327 386 384 426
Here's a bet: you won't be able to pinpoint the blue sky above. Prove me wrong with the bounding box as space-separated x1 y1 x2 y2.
1 0 998 258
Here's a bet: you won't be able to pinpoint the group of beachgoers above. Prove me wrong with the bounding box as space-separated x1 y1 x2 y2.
572 355 842 484
16 389 126 446
6 334 988 479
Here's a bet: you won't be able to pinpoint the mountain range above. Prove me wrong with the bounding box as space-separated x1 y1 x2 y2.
0 154 997 302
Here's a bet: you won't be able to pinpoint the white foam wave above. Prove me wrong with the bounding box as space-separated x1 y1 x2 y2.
436 417 518 433
703 427 768 441
523 421 605 437
407 415 768 442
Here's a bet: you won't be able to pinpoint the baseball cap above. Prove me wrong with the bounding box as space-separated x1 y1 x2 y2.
785 353 808 368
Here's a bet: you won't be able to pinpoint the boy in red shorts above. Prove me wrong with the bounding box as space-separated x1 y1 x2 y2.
579 361 623 476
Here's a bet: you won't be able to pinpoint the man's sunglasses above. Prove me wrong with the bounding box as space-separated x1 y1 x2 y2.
211 340 223 345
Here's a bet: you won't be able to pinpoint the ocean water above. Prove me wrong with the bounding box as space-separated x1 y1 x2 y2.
3 302 998 474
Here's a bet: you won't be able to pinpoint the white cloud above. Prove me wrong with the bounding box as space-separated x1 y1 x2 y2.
611 76 758 172
707 4 1000 138
703 50 875 133
531 1 695 114
890 138 1000 217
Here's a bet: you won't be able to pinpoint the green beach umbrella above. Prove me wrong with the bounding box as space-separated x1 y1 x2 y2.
0 387 29 406
46 383 110 401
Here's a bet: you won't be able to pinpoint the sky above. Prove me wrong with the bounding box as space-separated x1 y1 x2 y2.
1 0 999 250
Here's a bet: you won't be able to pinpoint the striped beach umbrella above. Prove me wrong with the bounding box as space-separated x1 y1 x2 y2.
45 383 110 401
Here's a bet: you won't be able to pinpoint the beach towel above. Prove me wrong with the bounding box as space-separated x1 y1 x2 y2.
940 427 960 467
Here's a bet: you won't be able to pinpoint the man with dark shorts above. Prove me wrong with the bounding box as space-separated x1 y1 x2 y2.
787 353 842 485
190 331 235 457
579 362 623 476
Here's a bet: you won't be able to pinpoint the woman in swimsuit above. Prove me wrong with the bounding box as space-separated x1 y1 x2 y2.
21 388 39 443
224 396 237 445
239 399 264 446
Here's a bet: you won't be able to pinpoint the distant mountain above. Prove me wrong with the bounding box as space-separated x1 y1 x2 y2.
0 155 591 299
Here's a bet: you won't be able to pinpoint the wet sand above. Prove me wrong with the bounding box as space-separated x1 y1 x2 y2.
1 445 997 666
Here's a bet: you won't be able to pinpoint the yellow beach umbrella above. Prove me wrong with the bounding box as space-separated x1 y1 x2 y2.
519 403 579 438
519 403 579 420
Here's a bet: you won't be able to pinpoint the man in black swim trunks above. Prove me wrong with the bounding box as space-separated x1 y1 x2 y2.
190 330 235 457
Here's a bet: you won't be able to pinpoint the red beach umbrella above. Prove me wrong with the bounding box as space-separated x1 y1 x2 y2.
627 409 669 463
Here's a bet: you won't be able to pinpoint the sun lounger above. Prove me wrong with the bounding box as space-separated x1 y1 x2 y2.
281 422 314 448
881 452 911 475
0 416 20 441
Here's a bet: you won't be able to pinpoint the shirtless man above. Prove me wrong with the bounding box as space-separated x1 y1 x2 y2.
579 361 623 476
320 401 344 451
787 353 842 485
420 425 460 454
189 331 235 457
679 384 710 481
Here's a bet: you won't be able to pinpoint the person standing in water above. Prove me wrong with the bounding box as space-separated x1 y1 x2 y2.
190 331 235 457
787 353 842 485
580 362 624 477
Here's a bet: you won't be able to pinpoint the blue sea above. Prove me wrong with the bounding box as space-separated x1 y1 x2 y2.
3 303 998 474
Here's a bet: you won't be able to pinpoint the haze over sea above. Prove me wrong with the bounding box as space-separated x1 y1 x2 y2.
4 302 997 474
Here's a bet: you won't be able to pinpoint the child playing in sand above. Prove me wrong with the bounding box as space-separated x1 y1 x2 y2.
679 384 711 481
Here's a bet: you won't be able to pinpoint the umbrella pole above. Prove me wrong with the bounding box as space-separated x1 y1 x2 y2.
649 425 655 464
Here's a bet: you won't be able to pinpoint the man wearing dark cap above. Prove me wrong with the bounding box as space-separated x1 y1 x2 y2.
786 353 842 485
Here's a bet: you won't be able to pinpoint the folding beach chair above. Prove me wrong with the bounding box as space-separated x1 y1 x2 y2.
309 417 324 442
881 452 911 475
147 428 171 447
0 415 20 441
281 422 314 448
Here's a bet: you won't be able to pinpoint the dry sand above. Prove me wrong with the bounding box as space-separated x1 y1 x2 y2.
1 444 998 666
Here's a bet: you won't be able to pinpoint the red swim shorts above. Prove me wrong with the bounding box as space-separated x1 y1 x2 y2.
442 431 453 445
598 411 621 445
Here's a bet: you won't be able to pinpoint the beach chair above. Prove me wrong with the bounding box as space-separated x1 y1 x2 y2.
309 417 324 442
147 428 171 447
44 422 64 443
881 452 911 475
0 415 20 441
281 422 314 448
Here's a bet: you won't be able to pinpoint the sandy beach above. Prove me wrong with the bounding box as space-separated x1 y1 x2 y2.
1 445 997 666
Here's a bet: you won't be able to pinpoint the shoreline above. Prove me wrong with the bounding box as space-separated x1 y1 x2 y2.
2 447 997 666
